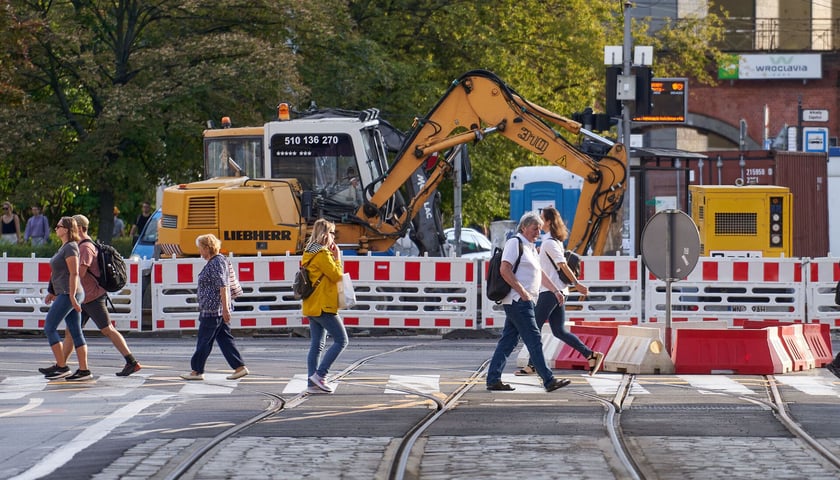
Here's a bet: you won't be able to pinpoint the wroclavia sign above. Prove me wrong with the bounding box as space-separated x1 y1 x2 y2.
718 53 822 80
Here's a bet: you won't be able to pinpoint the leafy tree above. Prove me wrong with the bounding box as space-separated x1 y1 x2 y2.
1 0 725 244
0 0 306 240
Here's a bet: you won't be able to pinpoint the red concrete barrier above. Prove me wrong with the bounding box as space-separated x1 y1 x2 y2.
740 320 833 367
802 323 833 367
777 325 815 371
553 325 619 370
673 328 792 375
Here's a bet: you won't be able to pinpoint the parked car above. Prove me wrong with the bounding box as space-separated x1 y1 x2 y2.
130 208 161 268
444 227 492 259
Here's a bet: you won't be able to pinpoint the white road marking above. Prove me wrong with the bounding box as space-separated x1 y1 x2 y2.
585 373 650 395
71 373 151 398
678 375 754 395
0 376 47 400
10 394 172 480
0 398 43 418
499 373 547 393
179 374 235 395
385 374 439 395
282 373 310 394
775 375 840 397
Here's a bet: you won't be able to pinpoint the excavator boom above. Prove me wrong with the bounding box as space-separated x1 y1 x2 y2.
356 70 627 255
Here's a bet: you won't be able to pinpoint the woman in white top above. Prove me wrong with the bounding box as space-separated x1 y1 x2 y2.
518 206 603 376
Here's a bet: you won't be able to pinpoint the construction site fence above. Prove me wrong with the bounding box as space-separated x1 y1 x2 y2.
1 253 838 332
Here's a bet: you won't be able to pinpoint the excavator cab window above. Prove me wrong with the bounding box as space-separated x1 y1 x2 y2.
269 133 363 210
203 136 263 178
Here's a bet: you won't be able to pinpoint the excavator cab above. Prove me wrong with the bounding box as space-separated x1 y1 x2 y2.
203 127 264 179
264 109 393 224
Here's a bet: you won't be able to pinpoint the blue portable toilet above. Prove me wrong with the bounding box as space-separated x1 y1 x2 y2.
510 166 583 232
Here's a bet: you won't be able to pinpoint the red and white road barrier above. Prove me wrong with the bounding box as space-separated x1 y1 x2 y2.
483 256 643 328
0 255 143 331
645 257 806 326
151 254 479 331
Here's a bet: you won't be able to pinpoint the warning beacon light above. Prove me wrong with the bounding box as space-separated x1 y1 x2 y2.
277 103 290 121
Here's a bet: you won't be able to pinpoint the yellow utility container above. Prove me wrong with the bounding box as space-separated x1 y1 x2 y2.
689 185 792 257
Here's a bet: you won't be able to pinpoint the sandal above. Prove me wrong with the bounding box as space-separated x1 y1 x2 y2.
514 365 536 376
487 381 515 391
587 351 605 376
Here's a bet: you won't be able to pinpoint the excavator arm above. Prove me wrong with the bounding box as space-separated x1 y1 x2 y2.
355 69 627 255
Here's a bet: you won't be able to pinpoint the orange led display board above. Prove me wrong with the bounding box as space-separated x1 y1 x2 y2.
633 78 687 123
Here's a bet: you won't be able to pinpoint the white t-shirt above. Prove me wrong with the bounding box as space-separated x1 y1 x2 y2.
501 233 541 304
539 237 569 293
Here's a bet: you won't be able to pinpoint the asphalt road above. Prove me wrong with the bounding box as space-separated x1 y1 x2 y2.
2 331 840 479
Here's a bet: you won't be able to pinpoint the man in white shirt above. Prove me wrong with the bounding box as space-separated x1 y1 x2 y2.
485 211 571 392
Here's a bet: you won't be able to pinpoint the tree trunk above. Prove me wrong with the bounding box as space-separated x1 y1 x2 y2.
98 190 115 244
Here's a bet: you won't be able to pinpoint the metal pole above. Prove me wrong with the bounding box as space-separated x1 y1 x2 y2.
665 211 674 355
453 148 463 257
622 1 633 147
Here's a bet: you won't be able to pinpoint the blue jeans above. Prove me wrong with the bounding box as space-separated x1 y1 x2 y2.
190 314 245 374
487 299 555 388
45 293 84 347
308 313 348 384
534 291 593 358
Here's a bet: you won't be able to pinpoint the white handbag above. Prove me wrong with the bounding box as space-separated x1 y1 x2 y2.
337 273 356 309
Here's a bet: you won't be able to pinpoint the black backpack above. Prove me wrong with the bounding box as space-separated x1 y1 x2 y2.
486 237 523 303
293 252 324 300
81 239 128 292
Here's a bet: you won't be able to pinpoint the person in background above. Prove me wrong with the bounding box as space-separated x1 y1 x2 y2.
49 215 142 377
39 217 90 381
485 211 570 392
1 201 22 244
302 218 348 394
517 206 604 377
24 205 50 246
180 233 249 381
113 206 125 237
827 277 840 379
129 201 152 244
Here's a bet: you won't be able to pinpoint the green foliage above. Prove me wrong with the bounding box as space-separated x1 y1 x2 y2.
0 0 725 233
0 235 133 259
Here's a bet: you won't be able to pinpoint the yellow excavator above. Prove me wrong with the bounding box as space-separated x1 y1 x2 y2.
158 70 626 257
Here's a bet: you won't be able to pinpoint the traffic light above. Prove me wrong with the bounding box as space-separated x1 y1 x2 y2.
635 66 653 117
605 66 622 118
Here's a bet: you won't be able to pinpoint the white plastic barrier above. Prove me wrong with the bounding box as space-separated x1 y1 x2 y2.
482 256 643 328
151 255 480 331
0 256 143 331
805 258 840 327
645 257 806 326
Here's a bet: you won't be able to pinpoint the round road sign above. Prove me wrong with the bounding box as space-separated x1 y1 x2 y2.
641 210 701 281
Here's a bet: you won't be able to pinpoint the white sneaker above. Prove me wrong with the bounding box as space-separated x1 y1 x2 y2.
308 373 334 393
306 385 330 394
180 372 204 381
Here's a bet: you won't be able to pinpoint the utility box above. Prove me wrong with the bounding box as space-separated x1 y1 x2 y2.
510 166 582 231
689 185 793 257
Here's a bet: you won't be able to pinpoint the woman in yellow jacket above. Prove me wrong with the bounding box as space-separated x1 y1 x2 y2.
302 218 348 394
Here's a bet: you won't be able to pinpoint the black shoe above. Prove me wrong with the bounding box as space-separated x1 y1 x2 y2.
66 369 93 381
545 378 571 392
486 381 515 391
826 363 840 379
116 362 141 377
39 364 60 376
45 366 71 380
